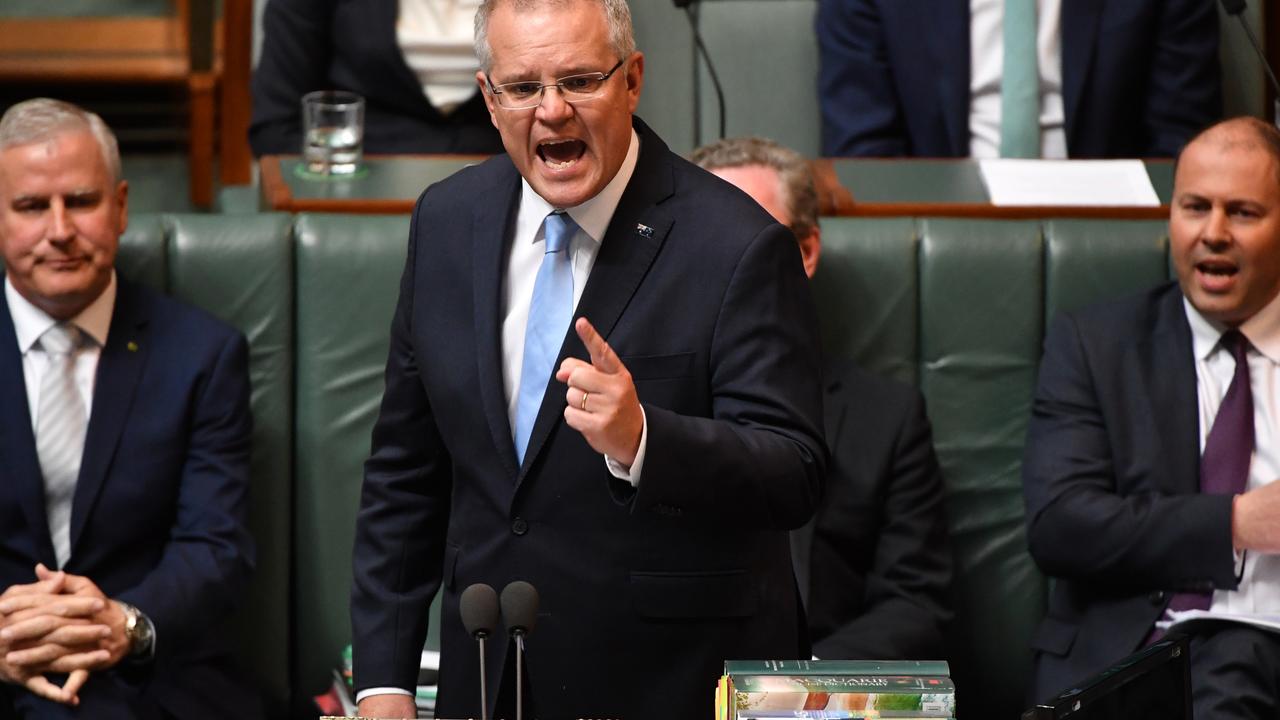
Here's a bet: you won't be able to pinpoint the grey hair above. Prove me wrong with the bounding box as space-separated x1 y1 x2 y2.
0 98 122 183
691 136 820 241
474 0 636 75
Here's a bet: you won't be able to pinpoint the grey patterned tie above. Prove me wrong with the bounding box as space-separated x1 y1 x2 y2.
35 323 88 568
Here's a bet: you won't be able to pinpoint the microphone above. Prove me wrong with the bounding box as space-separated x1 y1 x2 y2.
460 583 500 720
500 580 540 720
1219 0 1280 127
671 0 727 140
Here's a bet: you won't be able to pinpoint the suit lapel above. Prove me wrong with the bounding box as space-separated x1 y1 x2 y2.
1137 286 1200 495
0 290 57 565
68 279 149 556
1060 0 1103 153
516 119 674 483
932 0 971 156
474 162 524 479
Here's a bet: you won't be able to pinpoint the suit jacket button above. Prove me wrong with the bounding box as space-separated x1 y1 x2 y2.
1148 591 1166 605
512 517 529 536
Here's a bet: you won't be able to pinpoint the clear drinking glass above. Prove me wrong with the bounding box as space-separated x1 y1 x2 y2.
301 90 365 175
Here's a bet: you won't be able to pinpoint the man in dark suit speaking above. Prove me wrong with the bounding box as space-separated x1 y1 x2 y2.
0 99 257 719
349 1 826 718
1024 116 1280 719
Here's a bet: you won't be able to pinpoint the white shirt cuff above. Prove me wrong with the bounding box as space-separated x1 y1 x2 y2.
355 687 415 703
604 406 647 487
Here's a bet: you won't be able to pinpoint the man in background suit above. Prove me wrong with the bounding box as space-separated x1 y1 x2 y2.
692 136 951 661
0 99 257 719
349 1 826 718
817 0 1220 158
1023 116 1280 719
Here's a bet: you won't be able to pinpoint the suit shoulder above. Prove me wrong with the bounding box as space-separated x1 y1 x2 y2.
826 361 922 422
668 153 779 233
1053 281 1180 340
123 280 245 348
413 154 515 211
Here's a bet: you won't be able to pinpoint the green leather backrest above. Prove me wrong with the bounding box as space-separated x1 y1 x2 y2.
292 212 412 697
119 213 294 717
816 216 1172 719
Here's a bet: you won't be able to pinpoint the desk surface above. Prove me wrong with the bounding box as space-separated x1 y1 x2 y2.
260 155 1174 219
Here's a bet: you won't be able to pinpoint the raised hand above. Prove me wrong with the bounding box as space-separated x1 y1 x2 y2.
555 317 644 466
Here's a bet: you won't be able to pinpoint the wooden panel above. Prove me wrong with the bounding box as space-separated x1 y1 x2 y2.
219 0 254 185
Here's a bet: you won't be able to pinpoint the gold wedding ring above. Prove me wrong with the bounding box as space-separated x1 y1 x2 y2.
580 390 590 412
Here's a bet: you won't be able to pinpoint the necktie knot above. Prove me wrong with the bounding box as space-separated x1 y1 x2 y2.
1220 329 1250 365
543 211 576 254
39 323 81 356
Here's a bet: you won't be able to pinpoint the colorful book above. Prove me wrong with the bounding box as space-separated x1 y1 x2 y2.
732 675 954 693
728 677 955 718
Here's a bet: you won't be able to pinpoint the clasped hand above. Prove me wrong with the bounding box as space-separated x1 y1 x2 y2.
555 317 644 467
0 564 129 705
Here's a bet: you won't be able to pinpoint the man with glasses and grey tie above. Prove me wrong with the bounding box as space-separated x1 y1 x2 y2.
0 99 258 720
349 1 826 718
1023 116 1280 719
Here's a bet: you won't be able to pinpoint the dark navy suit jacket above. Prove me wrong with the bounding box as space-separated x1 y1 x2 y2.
249 0 503 156
349 118 827 720
0 278 257 720
1022 282 1238 701
817 0 1221 158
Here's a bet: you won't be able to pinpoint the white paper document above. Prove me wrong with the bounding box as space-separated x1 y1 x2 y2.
979 159 1161 207
1157 609 1280 635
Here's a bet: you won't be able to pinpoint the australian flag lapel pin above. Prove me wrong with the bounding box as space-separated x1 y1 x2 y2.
635 223 654 238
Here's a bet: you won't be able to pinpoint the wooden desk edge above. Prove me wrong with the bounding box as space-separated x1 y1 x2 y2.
259 156 293 212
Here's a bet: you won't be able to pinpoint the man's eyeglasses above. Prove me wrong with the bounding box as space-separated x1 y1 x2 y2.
486 59 626 110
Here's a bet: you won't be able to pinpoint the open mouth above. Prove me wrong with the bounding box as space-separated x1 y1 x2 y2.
537 139 587 169
1196 258 1238 278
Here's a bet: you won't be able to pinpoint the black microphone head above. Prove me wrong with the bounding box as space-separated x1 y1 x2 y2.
1220 0 1247 15
500 580 540 635
460 583 500 639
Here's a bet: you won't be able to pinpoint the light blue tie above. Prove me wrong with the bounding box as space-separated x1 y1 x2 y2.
513 211 577 463
1000 0 1040 158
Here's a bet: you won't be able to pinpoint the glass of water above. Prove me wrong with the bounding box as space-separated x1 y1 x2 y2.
302 90 365 175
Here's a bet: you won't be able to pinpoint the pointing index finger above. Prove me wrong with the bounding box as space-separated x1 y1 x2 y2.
575 317 621 373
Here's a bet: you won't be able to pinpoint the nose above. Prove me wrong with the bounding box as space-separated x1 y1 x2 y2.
534 85 574 123
1202 205 1231 248
47 199 74 244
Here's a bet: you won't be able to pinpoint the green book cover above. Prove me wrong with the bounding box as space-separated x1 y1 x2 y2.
725 660 951 677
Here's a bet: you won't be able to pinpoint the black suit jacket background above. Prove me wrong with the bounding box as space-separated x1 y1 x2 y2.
793 361 951 660
1023 282 1238 701
249 0 503 156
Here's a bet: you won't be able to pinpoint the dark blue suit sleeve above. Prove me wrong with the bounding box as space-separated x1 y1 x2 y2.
249 0 335 156
1022 313 1236 591
1140 0 1220 157
116 331 255 660
349 192 452 694
817 0 909 157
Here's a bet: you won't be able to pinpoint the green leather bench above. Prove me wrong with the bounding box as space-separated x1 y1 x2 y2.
112 212 1173 719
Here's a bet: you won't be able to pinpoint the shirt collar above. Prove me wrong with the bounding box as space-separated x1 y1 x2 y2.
5 271 116 353
517 127 641 246
1184 287 1280 363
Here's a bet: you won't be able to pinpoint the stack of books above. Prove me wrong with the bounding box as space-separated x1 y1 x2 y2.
715 660 956 719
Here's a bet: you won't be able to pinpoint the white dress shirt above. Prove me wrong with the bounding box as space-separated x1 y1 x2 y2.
1184 291 1280 617
396 0 484 114
969 0 1067 158
501 128 646 482
7 273 115 434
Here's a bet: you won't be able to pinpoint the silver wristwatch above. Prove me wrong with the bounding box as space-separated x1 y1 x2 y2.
116 601 155 657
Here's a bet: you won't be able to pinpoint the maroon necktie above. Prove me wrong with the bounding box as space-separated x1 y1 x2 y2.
1153 331 1254 635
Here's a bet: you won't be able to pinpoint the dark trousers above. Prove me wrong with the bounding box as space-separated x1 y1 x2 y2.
1190 623 1280 720
0 672 170 720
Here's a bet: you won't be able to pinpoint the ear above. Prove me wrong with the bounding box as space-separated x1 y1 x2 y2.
797 226 821 280
115 180 129 236
624 52 644 113
476 71 500 127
